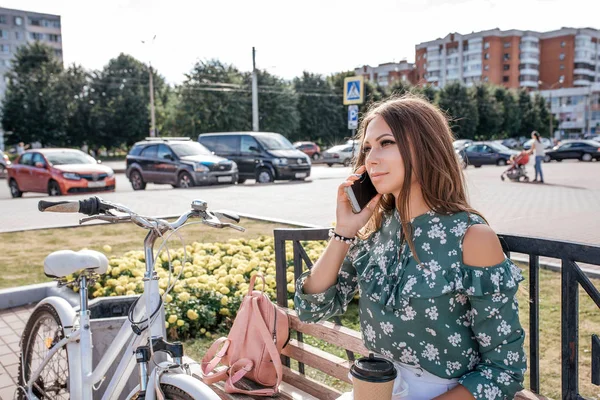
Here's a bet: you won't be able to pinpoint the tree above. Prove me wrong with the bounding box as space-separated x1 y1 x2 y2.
1 43 66 146
436 82 478 139
533 94 552 138
494 87 521 138
293 72 341 145
251 70 299 139
517 89 539 138
472 85 503 139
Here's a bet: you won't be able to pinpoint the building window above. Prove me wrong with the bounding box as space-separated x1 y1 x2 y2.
503 64 510 71
484 65 489 70
0 16 6 24
559 75 564 82
48 34 61 43
484 53 489 60
503 42 511 48
29 32 44 40
561 41 566 47
503 76 509 82
14 16 22 26
559 53 565 60
503 53 510 61
484 42 490 49
560 64 565 70
0 44 9 53
28 18 41 26
15 32 20 40
483 76 489 82
0 30 7 39
423 53 427 59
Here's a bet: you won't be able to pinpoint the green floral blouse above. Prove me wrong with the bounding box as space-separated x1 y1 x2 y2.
294 210 527 400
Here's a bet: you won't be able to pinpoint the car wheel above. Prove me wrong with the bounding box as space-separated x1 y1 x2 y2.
474 165 482 168
496 159 507 166
0 164 5 174
48 180 62 196
237 178 247 184
256 168 274 183
130 170 146 190
327 163 333 167
343 158 352 167
9 179 22 198
312 153 320 161
177 172 194 188
581 153 593 162
544 155 551 163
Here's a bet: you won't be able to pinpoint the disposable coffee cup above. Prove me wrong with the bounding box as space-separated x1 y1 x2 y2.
350 353 397 400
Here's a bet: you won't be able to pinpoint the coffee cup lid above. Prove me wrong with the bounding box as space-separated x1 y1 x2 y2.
350 353 397 383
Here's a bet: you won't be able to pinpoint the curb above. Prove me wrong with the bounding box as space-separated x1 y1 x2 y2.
0 214 597 310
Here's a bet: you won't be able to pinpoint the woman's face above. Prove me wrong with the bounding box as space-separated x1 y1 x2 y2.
362 115 407 197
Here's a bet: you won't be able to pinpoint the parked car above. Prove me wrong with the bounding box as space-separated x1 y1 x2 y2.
322 142 359 167
0 149 10 174
523 137 553 150
494 138 520 149
544 140 600 162
126 137 238 190
452 139 473 152
458 142 519 168
294 141 321 161
7 149 116 198
199 132 311 184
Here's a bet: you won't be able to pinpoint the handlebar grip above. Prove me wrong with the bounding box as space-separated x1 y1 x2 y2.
38 197 101 215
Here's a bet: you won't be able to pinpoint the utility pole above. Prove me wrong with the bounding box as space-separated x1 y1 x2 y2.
149 65 156 137
252 47 259 132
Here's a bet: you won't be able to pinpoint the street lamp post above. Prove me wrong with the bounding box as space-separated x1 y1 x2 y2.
538 76 564 139
142 35 157 137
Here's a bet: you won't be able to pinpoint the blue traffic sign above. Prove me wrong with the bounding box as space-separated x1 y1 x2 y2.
348 105 359 130
343 76 364 105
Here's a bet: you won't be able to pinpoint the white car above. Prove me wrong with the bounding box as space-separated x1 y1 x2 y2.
322 143 359 167
523 138 553 150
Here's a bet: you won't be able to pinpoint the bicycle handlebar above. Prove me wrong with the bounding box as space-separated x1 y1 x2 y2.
39 197 105 215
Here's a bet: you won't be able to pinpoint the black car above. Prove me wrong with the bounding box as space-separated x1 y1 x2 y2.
459 142 518 168
544 140 600 162
198 132 311 183
125 138 238 190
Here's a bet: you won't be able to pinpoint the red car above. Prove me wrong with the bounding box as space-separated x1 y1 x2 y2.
7 149 116 198
293 141 321 161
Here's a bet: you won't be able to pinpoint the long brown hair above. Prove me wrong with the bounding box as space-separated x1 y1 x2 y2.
354 94 483 257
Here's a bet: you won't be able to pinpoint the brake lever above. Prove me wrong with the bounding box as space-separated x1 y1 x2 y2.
213 210 241 223
223 223 246 232
79 215 129 224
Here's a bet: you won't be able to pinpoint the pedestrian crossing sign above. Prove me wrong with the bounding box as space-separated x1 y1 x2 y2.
343 76 364 105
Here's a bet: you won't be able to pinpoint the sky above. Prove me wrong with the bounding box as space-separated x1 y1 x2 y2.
7 0 600 84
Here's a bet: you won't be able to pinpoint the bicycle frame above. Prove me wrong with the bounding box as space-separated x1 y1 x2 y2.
26 229 168 400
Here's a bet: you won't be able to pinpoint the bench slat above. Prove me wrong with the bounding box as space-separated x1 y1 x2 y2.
286 309 370 357
282 365 343 400
282 339 352 384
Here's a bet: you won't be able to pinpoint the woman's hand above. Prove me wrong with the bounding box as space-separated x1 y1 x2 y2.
334 165 382 238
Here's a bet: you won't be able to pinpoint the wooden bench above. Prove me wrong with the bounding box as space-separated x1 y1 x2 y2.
202 308 546 399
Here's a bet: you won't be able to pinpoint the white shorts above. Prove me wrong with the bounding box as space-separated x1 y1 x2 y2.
337 361 459 400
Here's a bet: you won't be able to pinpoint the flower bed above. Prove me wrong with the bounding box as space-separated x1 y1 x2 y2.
69 236 327 339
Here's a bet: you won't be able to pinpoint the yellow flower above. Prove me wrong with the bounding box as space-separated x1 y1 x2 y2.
200 328 206 334
219 287 230 295
219 308 230 316
103 245 112 253
205 332 212 338
287 299 294 309
165 321 169 328
178 292 191 302
165 294 173 303
111 268 121 277
168 315 178 324
187 309 199 320
177 319 185 327
115 285 125 294
220 296 228 306
287 283 295 293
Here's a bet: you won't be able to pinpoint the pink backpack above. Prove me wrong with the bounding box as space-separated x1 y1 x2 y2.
200 274 290 396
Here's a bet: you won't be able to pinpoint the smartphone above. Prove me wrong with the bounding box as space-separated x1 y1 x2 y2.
344 173 378 214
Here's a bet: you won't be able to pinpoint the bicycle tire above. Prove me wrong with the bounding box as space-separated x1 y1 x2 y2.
18 303 70 400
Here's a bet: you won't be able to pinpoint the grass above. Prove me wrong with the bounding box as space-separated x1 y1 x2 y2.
185 265 600 400
0 217 295 289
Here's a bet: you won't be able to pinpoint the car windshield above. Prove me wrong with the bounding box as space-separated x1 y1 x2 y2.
45 150 94 165
489 143 511 152
256 135 295 150
170 142 212 157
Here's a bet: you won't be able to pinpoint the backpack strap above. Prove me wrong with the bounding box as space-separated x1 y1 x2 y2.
200 337 231 384
224 297 283 396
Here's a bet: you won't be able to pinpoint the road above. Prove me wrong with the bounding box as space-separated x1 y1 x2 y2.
0 161 599 246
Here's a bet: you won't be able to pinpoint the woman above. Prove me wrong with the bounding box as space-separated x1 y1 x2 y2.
527 131 545 183
294 96 526 400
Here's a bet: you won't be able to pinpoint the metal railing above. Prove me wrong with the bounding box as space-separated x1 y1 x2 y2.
274 228 600 400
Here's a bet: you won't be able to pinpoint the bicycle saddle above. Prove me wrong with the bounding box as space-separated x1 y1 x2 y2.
44 249 109 278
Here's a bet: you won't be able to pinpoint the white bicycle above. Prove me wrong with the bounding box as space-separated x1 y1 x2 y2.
17 196 244 400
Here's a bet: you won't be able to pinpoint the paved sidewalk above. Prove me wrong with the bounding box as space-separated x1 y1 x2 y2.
0 304 35 400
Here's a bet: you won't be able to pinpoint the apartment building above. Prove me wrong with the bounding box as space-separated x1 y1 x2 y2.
540 83 600 138
415 27 599 90
0 7 63 99
354 60 416 88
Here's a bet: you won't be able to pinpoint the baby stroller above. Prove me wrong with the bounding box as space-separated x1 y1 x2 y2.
501 151 530 182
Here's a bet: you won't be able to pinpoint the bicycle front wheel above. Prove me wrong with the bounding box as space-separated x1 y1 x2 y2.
131 384 197 400
18 303 70 400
